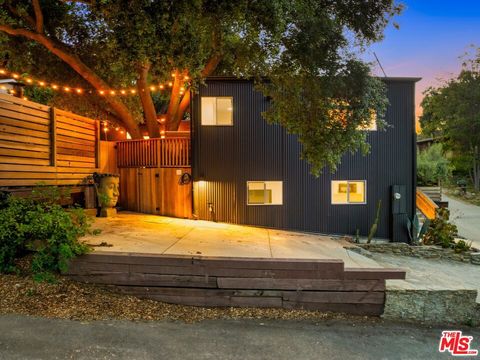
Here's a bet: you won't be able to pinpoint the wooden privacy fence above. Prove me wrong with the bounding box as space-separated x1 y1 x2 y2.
116 137 190 168
0 94 100 187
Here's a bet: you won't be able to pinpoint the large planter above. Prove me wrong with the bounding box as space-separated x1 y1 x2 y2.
93 173 119 217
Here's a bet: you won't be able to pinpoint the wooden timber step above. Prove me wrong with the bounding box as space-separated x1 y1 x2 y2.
66 252 406 316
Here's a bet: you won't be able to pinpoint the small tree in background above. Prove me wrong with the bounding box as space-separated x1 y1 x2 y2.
420 47 480 190
417 143 453 186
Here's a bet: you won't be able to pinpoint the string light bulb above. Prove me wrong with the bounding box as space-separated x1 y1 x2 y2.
12 73 19 79
26 78 33 83
130 89 136 94
76 88 82 94
64 87 70 92
0 69 6 74
120 90 126 95
168 81 173 87
52 84 58 89
159 84 164 90
39 81 45 86
99 90 105 95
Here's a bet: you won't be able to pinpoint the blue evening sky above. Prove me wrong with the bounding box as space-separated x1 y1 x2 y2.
363 0 480 123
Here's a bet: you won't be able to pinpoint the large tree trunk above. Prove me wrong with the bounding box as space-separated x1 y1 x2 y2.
137 63 160 138
473 146 480 191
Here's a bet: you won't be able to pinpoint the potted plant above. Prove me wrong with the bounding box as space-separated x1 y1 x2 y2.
93 172 120 217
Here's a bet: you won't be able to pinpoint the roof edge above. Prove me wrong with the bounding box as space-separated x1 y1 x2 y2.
205 76 422 83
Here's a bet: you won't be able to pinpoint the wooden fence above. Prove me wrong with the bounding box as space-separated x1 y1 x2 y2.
116 137 190 168
0 94 99 187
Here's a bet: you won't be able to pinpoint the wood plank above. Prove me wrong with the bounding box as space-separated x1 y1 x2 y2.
57 141 95 153
0 132 50 146
217 278 385 291
57 160 96 168
0 148 50 159
343 268 406 280
57 154 95 163
0 101 49 120
0 172 89 180
57 147 95 158
56 109 97 125
69 273 218 288
50 107 56 167
0 106 50 125
282 291 385 304
0 156 50 166
56 116 96 131
282 302 384 315
0 179 85 186
0 93 50 111
57 134 96 147
0 139 50 153
56 121 96 136
57 128 96 141
0 116 49 131
0 163 97 173
0 124 49 139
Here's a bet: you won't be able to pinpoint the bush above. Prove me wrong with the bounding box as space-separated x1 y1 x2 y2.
417 143 453 186
0 188 92 278
423 208 459 248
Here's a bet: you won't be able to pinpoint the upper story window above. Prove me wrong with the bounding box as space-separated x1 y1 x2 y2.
358 110 377 131
331 180 366 204
247 181 283 205
201 97 233 126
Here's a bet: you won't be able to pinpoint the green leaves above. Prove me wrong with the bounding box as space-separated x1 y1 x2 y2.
0 189 92 277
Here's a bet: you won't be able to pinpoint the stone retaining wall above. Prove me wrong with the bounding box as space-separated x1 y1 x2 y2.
352 243 480 265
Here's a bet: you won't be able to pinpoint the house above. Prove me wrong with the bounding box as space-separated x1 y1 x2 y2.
191 77 420 242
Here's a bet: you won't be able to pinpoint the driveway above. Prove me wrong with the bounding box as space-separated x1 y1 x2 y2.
443 194 480 249
1 315 476 359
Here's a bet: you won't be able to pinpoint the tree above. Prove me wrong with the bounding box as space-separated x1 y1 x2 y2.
417 143 453 186
420 48 480 190
0 0 401 174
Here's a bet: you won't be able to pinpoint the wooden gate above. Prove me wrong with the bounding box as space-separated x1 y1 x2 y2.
116 137 192 218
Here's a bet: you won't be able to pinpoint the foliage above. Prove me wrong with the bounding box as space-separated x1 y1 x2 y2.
406 214 430 245
367 199 382 244
423 208 458 249
0 0 402 174
420 47 480 190
0 188 92 277
417 143 453 186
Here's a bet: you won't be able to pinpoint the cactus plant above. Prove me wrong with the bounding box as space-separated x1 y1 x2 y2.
367 200 382 244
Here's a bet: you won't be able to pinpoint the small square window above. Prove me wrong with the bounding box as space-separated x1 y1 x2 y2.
332 180 366 204
247 181 283 205
201 97 233 125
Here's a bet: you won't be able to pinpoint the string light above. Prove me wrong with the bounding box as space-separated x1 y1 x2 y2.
0 67 191 97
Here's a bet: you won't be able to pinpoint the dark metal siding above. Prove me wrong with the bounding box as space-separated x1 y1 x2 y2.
192 79 416 239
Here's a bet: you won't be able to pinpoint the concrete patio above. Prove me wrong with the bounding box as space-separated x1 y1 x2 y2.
82 212 381 269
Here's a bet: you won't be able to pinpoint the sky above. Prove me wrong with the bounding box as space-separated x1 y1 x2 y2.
363 0 480 126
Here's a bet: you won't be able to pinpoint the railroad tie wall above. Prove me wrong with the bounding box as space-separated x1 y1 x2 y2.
0 94 100 187
67 253 406 315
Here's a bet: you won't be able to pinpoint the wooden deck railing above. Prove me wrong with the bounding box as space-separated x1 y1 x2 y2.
416 189 438 220
116 137 190 168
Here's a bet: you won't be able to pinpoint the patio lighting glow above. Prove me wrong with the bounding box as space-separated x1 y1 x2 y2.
76 88 82 94
0 69 5 74
99 90 105 95
168 82 173 87
52 84 58 89
64 87 70 92
26 78 32 83
121 90 126 95
12 73 19 79
150 86 156 91
110 90 116 95
39 81 45 86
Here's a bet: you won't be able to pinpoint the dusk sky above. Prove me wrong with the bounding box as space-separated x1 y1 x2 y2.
364 0 480 126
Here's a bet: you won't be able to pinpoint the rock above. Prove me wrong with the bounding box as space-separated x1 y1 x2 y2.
471 253 480 265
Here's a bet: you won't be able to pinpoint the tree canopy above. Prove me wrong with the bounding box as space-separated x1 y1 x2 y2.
420 48 480 190
0 0 401 175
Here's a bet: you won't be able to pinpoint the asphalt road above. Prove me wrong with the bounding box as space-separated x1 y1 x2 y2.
1 315 478 359
443 194 480 249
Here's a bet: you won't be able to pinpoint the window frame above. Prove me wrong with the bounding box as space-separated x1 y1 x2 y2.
246 181 283 206
200 96 234 126
331 180 367 205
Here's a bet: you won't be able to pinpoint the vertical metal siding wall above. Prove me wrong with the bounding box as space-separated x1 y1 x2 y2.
193 79 415 239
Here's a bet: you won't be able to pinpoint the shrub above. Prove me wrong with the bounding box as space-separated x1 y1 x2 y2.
423 208 459 248
417 143 453 186
0 188 92 277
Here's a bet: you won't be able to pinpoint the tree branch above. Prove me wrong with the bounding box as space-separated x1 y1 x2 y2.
0 23 142 138
201 54 222 77
6 3 36 30
136 63 160 138
32 0 44 33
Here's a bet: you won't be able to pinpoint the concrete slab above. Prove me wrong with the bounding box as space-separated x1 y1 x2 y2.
81 212 382 269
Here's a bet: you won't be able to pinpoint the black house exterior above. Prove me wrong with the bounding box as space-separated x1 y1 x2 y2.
192 77 419 241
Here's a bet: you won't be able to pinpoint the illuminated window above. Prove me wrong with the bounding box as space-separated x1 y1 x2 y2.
331 180 366 204
358 110 377 131
201 97 233 125
247 181 283 205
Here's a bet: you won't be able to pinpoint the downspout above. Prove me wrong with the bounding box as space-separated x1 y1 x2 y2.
190 90 195 218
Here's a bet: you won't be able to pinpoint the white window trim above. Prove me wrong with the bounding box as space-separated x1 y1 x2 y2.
247 181 283 206
331 180 367 205
201 96 234 126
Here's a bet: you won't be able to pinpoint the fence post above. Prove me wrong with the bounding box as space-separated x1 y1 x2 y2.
50 107 57 167
95 120 100 168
